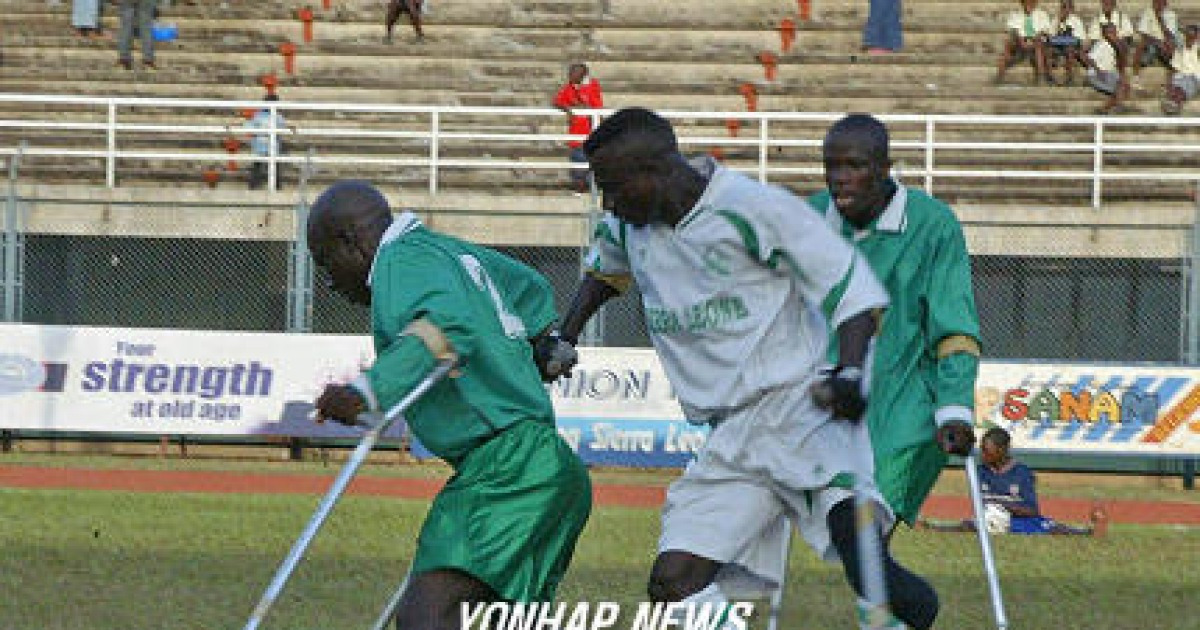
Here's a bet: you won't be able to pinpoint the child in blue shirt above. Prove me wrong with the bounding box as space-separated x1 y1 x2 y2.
923 428 1107 536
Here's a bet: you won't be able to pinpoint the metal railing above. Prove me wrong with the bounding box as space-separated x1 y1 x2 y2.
1 94 1199 207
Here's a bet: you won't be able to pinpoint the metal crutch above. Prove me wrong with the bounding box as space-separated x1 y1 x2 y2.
810 380 891 629
369 568 412 630
852 424 890 629
244 357 458 630
766 518 793 630
965 451 1009 630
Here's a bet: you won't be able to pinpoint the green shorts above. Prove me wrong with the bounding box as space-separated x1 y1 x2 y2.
412 420 591 601
874 440 948 526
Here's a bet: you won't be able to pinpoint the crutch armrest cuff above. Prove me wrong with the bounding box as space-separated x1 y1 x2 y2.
934 405 972 428
402 317 458 361
348 374 379 412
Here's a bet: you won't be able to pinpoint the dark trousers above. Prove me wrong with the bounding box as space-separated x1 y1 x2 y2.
248 162 285 191
863 0 903 51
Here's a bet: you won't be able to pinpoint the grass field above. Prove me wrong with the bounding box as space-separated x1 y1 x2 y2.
2 454 1199 629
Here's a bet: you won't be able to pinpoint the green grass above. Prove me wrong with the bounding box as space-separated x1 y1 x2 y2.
1 486 1198 630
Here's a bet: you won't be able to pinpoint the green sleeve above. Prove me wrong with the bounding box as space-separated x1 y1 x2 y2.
480 247 558 338
927 216 982 410
365 249 480 411
936 352 979 410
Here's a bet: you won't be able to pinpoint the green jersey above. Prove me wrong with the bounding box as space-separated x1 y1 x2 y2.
361 213 558 466
811 185 981 453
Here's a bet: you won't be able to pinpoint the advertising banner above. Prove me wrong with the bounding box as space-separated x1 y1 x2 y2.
4 324 1199 465
0 323 384 439
975 362 1200 455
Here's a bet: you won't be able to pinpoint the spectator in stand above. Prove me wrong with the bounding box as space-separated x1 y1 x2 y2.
995 0 1055 85
384 0 425 43
862 0 903 54
1132 0 1180 78
229 94 297 191
920 427 1109 537
1085 0 1135 52
1161 24 1199 114
117 0 158 70
552 63 604 194
72 0 107 38
1085 21 1134 113
1047 0 1088 84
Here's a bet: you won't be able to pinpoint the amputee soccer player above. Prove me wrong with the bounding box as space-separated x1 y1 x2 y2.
810 113 981 618
307 180 591 630
555 108 939 629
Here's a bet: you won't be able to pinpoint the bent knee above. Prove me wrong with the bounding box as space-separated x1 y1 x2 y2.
646 551 719 602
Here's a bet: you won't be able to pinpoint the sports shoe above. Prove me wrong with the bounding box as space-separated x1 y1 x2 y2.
857 600 910 629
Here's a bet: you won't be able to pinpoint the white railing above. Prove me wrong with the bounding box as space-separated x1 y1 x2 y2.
1 94 1198 207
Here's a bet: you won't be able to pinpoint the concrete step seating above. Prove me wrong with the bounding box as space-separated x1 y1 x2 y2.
0 0 1197 208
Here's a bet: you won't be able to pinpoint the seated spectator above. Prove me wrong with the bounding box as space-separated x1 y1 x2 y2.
1085 0 1135 52
1132 0 1180 77
921 427 1109 537
1161 24 1199 114
1085 22 1133 113
1047 0 1088 84
995 0 1055 85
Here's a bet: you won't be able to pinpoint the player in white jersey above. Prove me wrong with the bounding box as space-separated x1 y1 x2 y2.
553 108 940 629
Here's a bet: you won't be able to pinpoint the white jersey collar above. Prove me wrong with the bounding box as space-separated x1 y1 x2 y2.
367 210 422 287
677 156 724 227
823 180 908 237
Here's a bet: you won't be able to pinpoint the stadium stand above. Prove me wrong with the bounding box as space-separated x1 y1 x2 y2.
0 0 1197 219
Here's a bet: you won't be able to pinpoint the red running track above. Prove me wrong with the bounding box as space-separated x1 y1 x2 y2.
2 465 1199 525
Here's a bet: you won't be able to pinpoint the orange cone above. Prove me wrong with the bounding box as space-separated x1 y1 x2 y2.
223 136 242 172
280 42 297 74
739 83 758 112
298 8 314 43
757 51 778 82
780 18 796 52
202 168 220 189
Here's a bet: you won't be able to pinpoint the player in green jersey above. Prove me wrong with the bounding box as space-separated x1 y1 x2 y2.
307 180 590 629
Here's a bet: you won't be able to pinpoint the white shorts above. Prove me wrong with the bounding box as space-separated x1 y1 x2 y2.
659 382 893 598
1172 74 1198 99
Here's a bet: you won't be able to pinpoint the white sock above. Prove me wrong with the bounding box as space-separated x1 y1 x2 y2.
669 583 739 630
856 598 910 630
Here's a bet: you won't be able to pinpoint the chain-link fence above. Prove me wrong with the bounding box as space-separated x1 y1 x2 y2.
2 189 1197 364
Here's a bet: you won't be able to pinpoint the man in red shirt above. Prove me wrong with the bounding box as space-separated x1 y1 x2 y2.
552 63 604 192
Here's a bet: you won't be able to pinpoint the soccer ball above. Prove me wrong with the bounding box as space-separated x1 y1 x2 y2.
983 503 1011 534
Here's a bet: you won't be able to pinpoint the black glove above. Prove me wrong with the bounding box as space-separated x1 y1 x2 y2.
314 384 368 426
936 419 976 456
812 365 867 422
532 331 578 383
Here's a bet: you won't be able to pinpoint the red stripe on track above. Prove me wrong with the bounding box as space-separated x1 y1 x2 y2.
3 465 1198 524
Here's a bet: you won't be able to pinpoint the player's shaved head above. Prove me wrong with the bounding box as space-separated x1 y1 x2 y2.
307 180 394 306
583 107 677 162
308 179 393 240
825 113 890 165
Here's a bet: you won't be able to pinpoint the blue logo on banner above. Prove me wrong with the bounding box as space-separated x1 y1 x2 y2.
410 417 710 468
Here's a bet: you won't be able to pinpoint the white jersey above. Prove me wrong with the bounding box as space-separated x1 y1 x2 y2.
585 158 888 417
